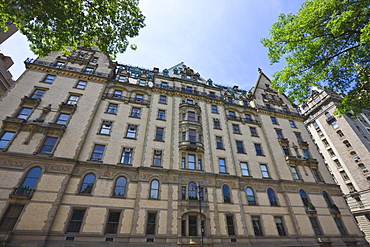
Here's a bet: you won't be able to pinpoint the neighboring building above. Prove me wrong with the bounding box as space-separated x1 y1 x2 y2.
0 53 14 96
300 89 370 242
0 23 17 44
0 48 366 247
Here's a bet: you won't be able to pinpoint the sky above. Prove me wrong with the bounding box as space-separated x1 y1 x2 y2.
0 0 305 91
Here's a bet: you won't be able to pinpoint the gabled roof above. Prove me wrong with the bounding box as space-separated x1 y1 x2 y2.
251 69 274 95
160 62 215 86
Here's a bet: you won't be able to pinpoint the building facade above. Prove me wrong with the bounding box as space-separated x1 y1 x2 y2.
300 89 370 242
0 48 366 246
0 53 14 96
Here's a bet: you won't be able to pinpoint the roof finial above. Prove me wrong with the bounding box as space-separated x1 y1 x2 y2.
258 68 262 73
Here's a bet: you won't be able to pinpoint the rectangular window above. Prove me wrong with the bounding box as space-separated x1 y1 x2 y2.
126 125 137 138
43 74 55 83
245 114 252 122
30 89 45 99
40 137 58 154
161 82 168 88
159 95 167 104
232 124 240 134
252 216 263 236
228 111 236 119
181 186 186 200
188 111 195 121
309 217 322 236
155 127 164 141
236 141 245 153
188 154 195 169
112 90 122 99
209 92 215 98
275 217 286 236
0 132 15 149
17 107 32 119
153 150 162 167
219 158 227 173
75 80 87 89
66 95 80 105
120 148 132 164
56 113 70 125
275 129 284 139
213 119 221 129
295 133 302 142
334 159 342 167
146 212 157 235
130 107 141 118
189 129 196 142
270 116 278 124
216 136 223 149
99 121 112 135
227 97 233 103
135 94 143 103
283 146 290 156
91 144 105 161
118 75 126 82
260 164 269 178
289 120 296 128
250 127 258 136
189 215 197 236
84 67 94 74
157 110 165 120
92 57 98 63
211 105 218 113
312 168 323 182
240 162 250 176
340 171 349 180
334 218 347 236
107 103 118 114
254 143 263 156
139 79 146 86
226 215 235 236
0 204 24 232
105 211 121 234
303 149 310 159
66 209 86 233
290 166 300 179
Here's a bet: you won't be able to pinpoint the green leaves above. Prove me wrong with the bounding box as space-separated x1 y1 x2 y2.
262 0 370 115
0 0 145 59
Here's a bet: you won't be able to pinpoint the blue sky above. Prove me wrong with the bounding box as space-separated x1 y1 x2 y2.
1 0 305 91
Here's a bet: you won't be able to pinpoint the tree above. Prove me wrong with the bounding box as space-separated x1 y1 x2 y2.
0 0 145 59
261 0 370 116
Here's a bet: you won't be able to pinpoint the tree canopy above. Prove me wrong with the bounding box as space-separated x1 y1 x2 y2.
0 0 145 59
261 0 370 115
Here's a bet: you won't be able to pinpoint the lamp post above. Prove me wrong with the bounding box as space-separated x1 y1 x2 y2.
198 185 207 247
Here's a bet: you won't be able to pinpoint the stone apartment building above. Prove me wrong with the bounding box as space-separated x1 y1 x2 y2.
0 47 366 246
300 89 370 242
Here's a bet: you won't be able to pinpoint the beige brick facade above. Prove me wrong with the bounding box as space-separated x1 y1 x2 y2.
0 48 366 246
300 89 370 243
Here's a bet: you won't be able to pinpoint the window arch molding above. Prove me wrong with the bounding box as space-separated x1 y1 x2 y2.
267 187 278 206
245 186 257 205
112 176 128 198
149 179 160 199
129 88 151 97
18 166 43 190
222 184 232 203
78 170 98 195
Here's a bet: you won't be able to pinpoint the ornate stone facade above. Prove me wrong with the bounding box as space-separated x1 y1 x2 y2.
0 49 366 246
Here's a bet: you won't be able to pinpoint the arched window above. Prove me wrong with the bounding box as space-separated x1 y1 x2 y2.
246 187 256 205
336 130 345 138
358 163 368 173
299 189 310 207
343 140 352 149
188 182 197 200
79 174 95 194
113 177 127 197
350 151 360 161
20 167 42 190
322 191 333 207
150 180 159 199
267 188 277 206
223 185 231 203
